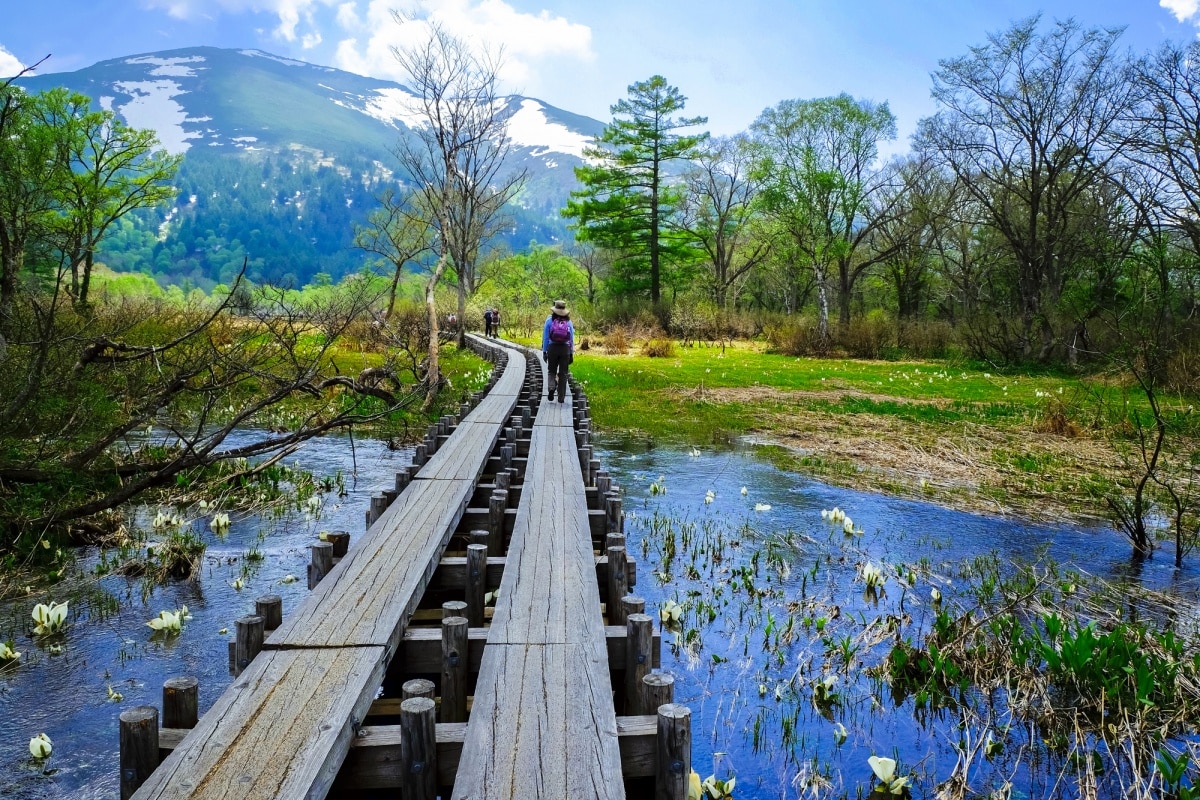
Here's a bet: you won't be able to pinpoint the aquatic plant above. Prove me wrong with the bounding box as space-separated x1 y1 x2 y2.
29 733 52 759
147 607 186 635
868 755 909 795
0 641 21 663
209 511 231 532
701 774 736 799
31 600 69 636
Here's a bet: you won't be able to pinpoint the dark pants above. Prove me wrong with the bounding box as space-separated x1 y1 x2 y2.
547 342 571 401
484 319 493 337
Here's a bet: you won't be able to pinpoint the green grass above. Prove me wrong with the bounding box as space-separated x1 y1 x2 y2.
570 343 1102 441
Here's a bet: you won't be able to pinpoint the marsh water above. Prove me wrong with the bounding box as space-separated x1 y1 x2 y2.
1 431 1194 799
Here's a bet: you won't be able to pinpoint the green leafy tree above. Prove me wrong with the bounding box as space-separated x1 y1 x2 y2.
751 93 897 345
564 75 708 307
34 87 180 307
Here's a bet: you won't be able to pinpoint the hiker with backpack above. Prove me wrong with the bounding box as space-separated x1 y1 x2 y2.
483 308 494 338
541 299 575 403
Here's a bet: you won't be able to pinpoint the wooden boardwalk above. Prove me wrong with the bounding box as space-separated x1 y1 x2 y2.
128 334 689 800
452 379 624 799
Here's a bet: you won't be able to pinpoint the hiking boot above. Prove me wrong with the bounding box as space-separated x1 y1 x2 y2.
547 386 555 400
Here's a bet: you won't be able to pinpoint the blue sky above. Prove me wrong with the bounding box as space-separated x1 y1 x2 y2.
3 0 1199 148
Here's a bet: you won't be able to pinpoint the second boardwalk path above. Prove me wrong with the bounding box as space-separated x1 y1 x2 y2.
452 342 625 799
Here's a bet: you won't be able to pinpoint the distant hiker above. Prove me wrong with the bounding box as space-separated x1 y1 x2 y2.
541 299 575 403
483 308 494 337
491 308 501 338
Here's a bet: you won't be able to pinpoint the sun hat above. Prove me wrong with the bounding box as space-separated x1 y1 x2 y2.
552 299 569 315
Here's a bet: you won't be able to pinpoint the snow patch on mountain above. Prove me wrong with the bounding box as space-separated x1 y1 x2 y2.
239 50 317 69
506 99 590 157
349 87 430 130
124 55 206 78
107 80 202 153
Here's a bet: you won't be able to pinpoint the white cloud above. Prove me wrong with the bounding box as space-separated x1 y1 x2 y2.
0 44 26 78
143 0 336 46
1161 0 1200 22
331 0 593 93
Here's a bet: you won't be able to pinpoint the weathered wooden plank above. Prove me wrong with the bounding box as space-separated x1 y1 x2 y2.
132 647 385 800
416 421 502 482
161 716 661 788
268 478 476 649
452 641 623 799
429 553 636 594
395 625 660 674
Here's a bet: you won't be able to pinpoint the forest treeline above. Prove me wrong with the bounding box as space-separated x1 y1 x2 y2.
551 16 1200 376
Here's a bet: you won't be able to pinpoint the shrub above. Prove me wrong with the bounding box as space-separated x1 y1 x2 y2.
604 326 630 354
642 337 676 358
898 320 957 359
841 311 896 359
764 316 823 356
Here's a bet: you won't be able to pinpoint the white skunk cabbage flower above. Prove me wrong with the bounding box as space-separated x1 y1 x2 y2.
29 733 52 759
659 599 683 625
754 503 771 512
32 601 69 636
146 610 182 634
0 641 21 662
868 755 909 795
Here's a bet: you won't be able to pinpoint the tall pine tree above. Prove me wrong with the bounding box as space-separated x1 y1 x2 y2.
564 76 707 305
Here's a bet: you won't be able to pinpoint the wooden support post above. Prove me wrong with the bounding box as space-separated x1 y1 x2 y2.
308 541 333 589
413 443 427 467
399 697 438 800
606 492 623 534
588 459 601 488
656 704 692 800
520 405 531 429
621 595 646 619
459 402 470 418
607 546 629 625
234 614 264 674
469 529 489 548
366 493 388 527
495 471 511 505
441 616 468 723
255 594 283 631
442 600 467 620
120 705 159 800
394 470 411 496
488 490 507 555
500 443 514 471
625 613 653 715
596 473 611 495
162 677 199 729
580 443 592 472
465 543 487 628
326 531 351 558
605 533 626 551
402 678 436 701
643 673 675 710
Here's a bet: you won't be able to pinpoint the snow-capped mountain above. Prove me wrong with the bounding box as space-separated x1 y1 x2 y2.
15 47 603 286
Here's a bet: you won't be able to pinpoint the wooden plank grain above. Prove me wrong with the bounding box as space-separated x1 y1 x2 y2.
269 477 475 648
132 647 385 800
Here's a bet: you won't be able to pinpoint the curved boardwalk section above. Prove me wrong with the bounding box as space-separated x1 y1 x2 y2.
127 334 687 800
131 337 524 800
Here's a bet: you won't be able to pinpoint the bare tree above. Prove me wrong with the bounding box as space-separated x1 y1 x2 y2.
678 135 770 309
0 271 426 546
916 15 1135 361
390 16 526 397
354 186 435 320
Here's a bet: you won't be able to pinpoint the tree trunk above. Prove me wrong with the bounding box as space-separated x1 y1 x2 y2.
815 265 830 348
421 253 447 412
77 249 95 309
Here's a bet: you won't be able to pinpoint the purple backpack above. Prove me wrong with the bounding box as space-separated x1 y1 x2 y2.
549 316 570 343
